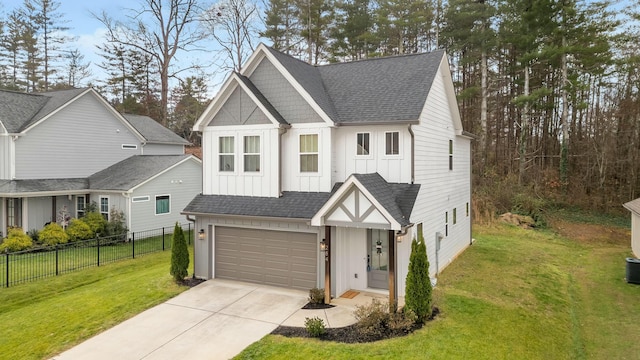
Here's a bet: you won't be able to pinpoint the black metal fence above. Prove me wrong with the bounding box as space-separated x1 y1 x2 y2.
1 223 192 288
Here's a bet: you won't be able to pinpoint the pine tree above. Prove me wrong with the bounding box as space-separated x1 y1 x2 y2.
170 222 189 282
404 228 432 323
261 0 300 54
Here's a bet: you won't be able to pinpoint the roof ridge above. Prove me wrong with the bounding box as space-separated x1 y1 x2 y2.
321 48 445 68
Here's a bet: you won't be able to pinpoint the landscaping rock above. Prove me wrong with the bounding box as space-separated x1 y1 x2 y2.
499 212 535 229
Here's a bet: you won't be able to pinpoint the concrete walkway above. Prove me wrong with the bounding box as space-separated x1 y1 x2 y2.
51 279 375 360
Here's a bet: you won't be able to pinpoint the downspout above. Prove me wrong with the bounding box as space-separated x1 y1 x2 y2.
408 125 415 184
278 126 289 197
185 214 197 279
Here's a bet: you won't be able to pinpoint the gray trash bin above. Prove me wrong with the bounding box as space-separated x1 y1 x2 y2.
626 258 640 284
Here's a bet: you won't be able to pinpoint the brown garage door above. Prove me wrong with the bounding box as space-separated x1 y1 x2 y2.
215 227 317 290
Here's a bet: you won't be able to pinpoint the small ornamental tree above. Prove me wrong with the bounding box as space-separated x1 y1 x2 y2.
404 228 433 323
170 222 189 282
82 211 107 236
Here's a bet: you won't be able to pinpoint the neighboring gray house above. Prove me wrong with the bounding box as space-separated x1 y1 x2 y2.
0 87 202 237
184 44 472 304
623 198 640 258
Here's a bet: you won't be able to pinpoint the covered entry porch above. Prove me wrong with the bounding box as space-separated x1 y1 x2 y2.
312 173 419 307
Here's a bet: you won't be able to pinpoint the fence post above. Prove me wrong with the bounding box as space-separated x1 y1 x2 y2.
5 253 8 288
132 232 135 259
162 227 165 251
55 246 59 276
97 237 100 267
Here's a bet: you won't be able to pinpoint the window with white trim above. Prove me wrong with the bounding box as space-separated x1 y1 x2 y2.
77 196 86 218
6 198 22 228
356 133 370 156
243 136 260 172
385 132 399 155
219 136 235 172
132 196 150 202
453 208 457 225
122 144 138 149
300 134 318 172
155 195 170 215
100 197 109 221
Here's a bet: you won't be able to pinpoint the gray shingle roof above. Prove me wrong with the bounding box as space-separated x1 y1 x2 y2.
351 173 419 227
0 88 88 133
123 114 191 145
88 155 192 191
183 191 334 219
235 73 288 125
264 46 444 124
624 198 640 215
0 178 88 195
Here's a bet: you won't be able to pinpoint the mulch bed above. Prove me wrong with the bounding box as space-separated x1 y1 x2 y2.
181 277 206 287
271 307 439 343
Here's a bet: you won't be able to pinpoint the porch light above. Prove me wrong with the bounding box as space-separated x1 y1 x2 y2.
320 240 328 252
198 229 205 240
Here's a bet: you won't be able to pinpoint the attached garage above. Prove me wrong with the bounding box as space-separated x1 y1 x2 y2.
215 227 318 290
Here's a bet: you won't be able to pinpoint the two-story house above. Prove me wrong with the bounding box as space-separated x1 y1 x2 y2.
0 87 202 236
183 44 472 304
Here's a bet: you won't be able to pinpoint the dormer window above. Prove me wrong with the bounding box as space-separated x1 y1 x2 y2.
385 132 399 155
243 135 260 172
356 133 370 156
300 134 318 172
219 136 235 172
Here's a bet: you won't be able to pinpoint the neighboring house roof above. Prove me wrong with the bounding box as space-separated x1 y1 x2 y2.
263 45 444 124
0 178 88 196
88 155 196 191
124 114 191 145
183 191 334 220
0 88 88 134
624 198 640 215
0 155 199 195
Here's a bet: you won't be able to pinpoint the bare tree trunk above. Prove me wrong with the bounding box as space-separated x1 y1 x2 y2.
519 64 530 186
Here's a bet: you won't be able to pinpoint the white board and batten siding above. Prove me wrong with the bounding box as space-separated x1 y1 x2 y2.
333 125 412 185
128 158 202 233
201 126 279 197
281 124 333 193
411 59 472 278
14 92 142 179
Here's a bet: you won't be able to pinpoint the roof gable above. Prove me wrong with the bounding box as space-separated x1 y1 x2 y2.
194 72 288 130
311 173 419 230
624 198 640 216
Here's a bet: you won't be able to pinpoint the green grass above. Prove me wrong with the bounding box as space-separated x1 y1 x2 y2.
0 246 193 360
237 223 640 360
0 230 193 287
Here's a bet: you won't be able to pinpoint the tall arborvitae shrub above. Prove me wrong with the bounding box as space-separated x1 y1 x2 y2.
170 222 189 282
404 228 433 323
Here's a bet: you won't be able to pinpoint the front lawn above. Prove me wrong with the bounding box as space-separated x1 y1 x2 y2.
237 219 640 359
0 247 192 360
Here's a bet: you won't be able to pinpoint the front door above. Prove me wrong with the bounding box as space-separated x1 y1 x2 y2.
367 229 388 289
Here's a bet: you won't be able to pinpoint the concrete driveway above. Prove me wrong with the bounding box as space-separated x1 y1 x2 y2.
52 279 308 360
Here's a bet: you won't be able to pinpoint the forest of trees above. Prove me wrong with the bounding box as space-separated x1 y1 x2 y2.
1 0 639 214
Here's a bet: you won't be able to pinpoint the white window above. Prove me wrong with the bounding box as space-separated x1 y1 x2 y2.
122 144 138 149
100 197 109 221
132 196 150 202
300 134 318 172
243 135 260 172
219 136 235 172
385 132 399 155
356 133 370 156
6 198 22 228
77 196 86 218
155 195 170 215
